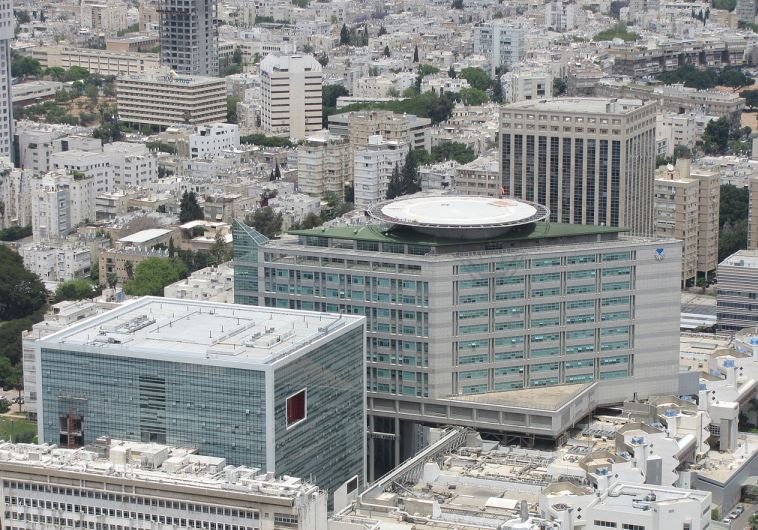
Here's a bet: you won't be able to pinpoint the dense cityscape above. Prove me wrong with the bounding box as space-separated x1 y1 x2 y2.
1 0 758 528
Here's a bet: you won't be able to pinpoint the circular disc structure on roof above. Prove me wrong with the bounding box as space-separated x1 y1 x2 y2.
368 195 550 239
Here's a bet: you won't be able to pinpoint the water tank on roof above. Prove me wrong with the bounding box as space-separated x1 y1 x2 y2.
724 359 735 368
663 409 678 417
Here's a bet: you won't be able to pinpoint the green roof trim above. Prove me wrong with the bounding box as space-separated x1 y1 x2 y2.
288 222 627 246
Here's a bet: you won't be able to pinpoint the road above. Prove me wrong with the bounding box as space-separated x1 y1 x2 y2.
724 504 756 530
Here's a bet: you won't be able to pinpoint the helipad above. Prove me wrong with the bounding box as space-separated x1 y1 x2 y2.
367 195 549 238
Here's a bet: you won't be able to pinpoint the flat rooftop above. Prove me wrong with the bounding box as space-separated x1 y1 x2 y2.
505 97 647 114
721 249 758 269
118 228 172 244
39 297 361 366
448 383 594 411
0 439 318 499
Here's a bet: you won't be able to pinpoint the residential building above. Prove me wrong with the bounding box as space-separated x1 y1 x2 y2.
98 246 169 283
297 132 351 200
329 111 431 155
159 0 219 76
0 0 13 161
629 0 660 20
260 54 323 140
503 70 553 103
420 75 470 97
20 242 92 282
545 0 582 31
35 297 365 496
596 82 744 124
234 194 682 476
737 0 756 24
500 98 658 236
80 1 129 34
717 250 758 330
473 23 524 76
116 72 227 128
12 80 64 106
13 123 94 175
28 46 161 77
0 440 327 530
750 178 758 251
31 171 97 242
103 142 159 188
0 160 32 229
353 135 409 209
419 160 458 191
189 122 240 159
454 156 500 197
163 262 234 303
655 112 716 158
50 150 115 194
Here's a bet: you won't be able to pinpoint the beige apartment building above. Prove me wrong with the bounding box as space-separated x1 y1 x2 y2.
654 158 719 284
454 156 500 197
500 97 657 235
748 178 758 251
260 54 322 140
329 110 432 153
116 72 227 128
297 131 351 200
29 46 160 77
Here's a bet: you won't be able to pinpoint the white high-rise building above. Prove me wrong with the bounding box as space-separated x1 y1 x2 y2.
50 150 115 194
353 135 409 209
102 142 159 188
0 158 33 229
0 1 13 161
503 69 553 103
260 54 323 140
473 24 524 76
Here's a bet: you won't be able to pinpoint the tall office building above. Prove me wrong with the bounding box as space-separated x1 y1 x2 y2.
500 97 657 236
473 23 524 77
260 54 323 140
158 0 219 77
234 194 682 476
0 1 13 161
34 297 365 496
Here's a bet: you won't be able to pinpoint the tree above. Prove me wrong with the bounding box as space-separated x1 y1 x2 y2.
702 116 731 155
387 163 402 199
401 151 420 195
246 207 283 238
448 65 457 79
741 89 758 109
553 78 567 96
274 162 282 180
63 65 90 82
14 10 30 24
227 96 239 123
11 54 41 78
378 26 387 36
413 45 419 63
52 279 101 303
458 87 489 105
673 144 692 160
179 191 204 223
451 0 464 8
85 83 98 102
384 45 391 57
300 212 322 229
340 23 350 45
45 66 66 81
719 184 749 261
0 247 47 321
125 261 134 281
459 67 491 91
106 272 118 289
209 232 231 265
491 77 504 103
123 257 188 296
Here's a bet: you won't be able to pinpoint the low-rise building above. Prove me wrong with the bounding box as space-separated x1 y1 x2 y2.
0 439 327 530
163 262 234 303
189 123 240 159
103 142 159 188
454 156 500 197
28 46 161 77
419 160 458 191
98 246 170 283
117 72 227 128
20 242 92 282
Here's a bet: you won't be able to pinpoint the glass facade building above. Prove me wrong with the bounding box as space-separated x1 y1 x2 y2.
36 298 365 497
